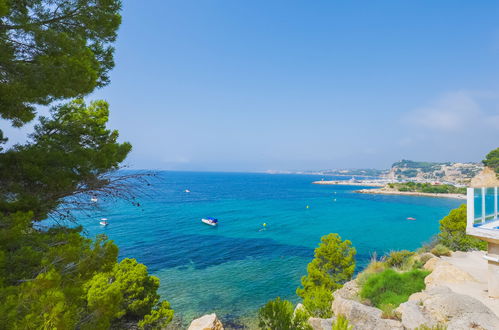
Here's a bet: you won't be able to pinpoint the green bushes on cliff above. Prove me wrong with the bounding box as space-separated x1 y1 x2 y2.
360 269 430 308
438 204 486 251
257 297 312 330
296 233 356 317
483 147 499 176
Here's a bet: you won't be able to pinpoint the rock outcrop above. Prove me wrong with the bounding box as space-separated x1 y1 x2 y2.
320 253 499 329
331 280 404 330
188 314 224 330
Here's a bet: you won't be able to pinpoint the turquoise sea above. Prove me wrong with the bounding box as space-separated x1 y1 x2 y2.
77 171 463 326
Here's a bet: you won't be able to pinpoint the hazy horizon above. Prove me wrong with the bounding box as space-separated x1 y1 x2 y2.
3 1 499 171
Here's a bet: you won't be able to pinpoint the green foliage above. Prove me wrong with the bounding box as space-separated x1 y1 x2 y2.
301 286 333 318
438 205 486 251
297 233 356 302
0 99 131 220
0 0 122 127
360 269 429 308
331 314 352 330
0 212 173 329
379 303 400 320
430 244 451 257
483 147 499 175
257 297 312 330
356 260 386 287
385 250 415 269
389 182 465 194
137 301 174 330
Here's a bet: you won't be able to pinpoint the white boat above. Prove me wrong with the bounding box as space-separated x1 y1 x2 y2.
184 189 191 193
100 218 109 226
91 197 98 202
201 217 218 226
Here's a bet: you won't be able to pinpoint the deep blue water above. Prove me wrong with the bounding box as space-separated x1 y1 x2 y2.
76 171 463 324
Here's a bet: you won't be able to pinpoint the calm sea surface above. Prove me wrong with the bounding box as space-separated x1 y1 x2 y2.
76 171 463 324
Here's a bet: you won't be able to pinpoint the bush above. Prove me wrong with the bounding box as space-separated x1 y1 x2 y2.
331 314 352 330
297 233 356 301
385 250 414 269
356 260 386 286
430 244 451 257
438 205 486 251
360 269 430 308
257 297 312 330
301 286 333 318
379 303 400 320
483 147 499 176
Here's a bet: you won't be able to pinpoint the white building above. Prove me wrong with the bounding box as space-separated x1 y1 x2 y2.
466 168 499 297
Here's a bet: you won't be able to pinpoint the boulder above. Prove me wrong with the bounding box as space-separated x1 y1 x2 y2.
308 317 334 330
424 260 476 287
423 257 439 271
188 314 224 330
421 286 499 329
332 287 403 330
396 300 436 329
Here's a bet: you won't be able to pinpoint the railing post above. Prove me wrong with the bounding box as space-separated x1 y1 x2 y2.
495 186 498 220
467 187 475 230
482 187 486 223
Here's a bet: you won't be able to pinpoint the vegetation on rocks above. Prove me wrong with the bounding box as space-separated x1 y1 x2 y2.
331 314 353 330
360 269 430 308
387 182 465 194
257 297 312 330
483 147 499 176
438 204 486 251
296 233 356 317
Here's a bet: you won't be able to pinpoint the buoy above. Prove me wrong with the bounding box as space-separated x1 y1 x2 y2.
263 223 267 227
306 205 310 209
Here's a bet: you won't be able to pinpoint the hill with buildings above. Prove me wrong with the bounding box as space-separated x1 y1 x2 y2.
383 160 483 185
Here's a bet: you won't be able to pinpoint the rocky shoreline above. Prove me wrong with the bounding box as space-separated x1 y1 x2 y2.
355 188 466 200
188 251 499 330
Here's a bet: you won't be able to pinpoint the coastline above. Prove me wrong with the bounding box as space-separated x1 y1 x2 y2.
355 188 466 199
312 180 385 187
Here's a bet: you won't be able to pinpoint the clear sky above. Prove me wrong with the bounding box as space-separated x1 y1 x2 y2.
6 1 499 171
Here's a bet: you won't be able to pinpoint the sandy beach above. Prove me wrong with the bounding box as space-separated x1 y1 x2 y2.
355 188 466 199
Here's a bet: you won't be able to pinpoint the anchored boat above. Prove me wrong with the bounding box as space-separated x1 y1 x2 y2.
201 217 218 226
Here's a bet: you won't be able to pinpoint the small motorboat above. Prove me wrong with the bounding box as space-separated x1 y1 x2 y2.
201 217 218 226
407 217 416 221
184 189 191 193
100 218 109 226
90 197 98 202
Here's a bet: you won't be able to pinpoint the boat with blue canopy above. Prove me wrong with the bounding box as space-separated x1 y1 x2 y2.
201 217 218 226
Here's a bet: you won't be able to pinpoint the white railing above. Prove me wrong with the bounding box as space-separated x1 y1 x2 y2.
467 187 499 238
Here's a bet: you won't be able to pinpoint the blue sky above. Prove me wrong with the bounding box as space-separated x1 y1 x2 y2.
6 1 499 171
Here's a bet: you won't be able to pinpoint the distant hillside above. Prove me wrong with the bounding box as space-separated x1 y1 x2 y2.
384 160 483 184
307 168 388 177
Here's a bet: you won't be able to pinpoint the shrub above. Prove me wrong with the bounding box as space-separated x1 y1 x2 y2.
430 244 451 257
385 250 414 269
379 303 400 320
356 260 386 286
137 301 174 329
331 314 352 330
297 233 356 299
257 297 312 330
483 147 499 176
360 269 430 308
438 205 486 251
301 286 333 318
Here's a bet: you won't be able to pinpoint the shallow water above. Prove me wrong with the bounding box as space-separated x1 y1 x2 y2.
77 171 463 324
